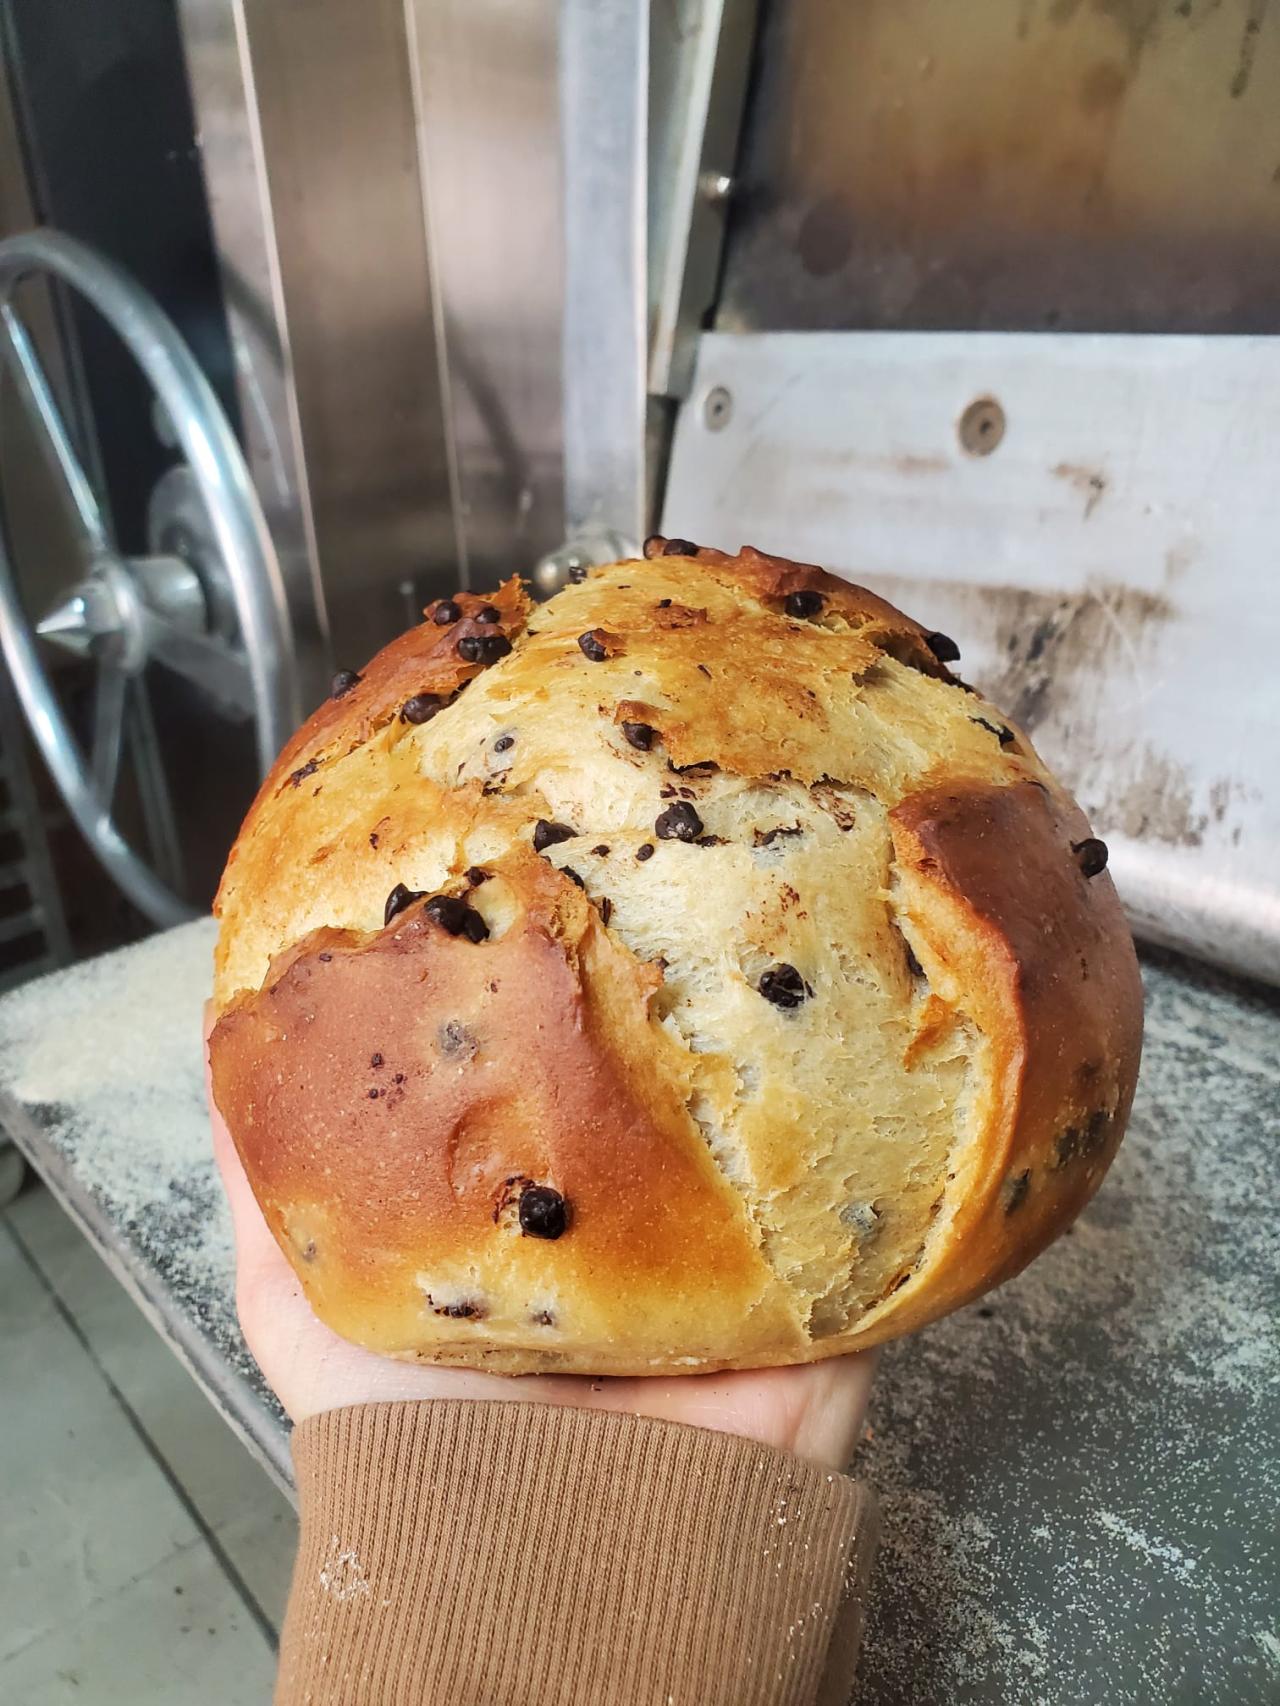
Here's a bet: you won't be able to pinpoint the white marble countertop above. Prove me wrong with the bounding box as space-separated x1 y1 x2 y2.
0 919 1275 1703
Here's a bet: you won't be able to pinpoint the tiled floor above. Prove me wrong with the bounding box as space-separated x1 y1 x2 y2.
1 1177 296 1702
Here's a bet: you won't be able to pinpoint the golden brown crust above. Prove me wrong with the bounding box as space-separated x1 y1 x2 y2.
210 849 801 1371
210 541 1143 1374
839 778 1144 1346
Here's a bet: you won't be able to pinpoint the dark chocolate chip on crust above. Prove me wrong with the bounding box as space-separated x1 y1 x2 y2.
784 589 825 619
560 866 586 889
533 818 577 852
578 629 611 662
465 866 490 885
636 842 655 861
590 844 610 857
1003 1170 1031 1215
424 893 489 941
621 721 657 751
439 1020 477 1059
925 630 961 663
330 669 361 698
401 693 445 724
519 1183 569 1240
663 537 699 556
1053 1109 1111 1168
643 535 666 559
655 800 704 841
971 715 1016 747
431 1297 485 1319
1072 837 1109 878
475 605 502 623
493 733 515 752
758 963 812 1008
432 599 461 626
289 757 320 788
458 632 513 665
384 882 426 925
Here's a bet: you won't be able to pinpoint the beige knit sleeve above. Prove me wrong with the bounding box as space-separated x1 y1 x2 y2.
276 1401 878 1706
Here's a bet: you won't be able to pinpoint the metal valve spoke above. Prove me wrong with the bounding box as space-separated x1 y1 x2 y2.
89 659 127 804
0 301 110 560
0 229 302 928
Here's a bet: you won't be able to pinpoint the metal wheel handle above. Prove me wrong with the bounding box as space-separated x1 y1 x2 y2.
0 230 300 927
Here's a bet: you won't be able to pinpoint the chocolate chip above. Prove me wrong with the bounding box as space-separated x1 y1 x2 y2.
401 693 445 724
466 866 490 885
1053 1109 1111 1168
369 832 379 849
694 834 726 846
433 599 462 625
784 589 825 619
425 893 486 938
368 1087 380 1099
925 630 961 663
493 734 515 752
904 942 924 978
330 669 361 698
1003 1173 1030 1214
697 663 712 678
531 1309 556 1327
439 1020 477 1058
432 1298 484 1319
622 721 657 751
318 952 333 962
384 882 426 925
643 535 665 559
636 842 654 861
466 909 491 942
663 537 698 556
655 801 704 841
288 757 319 788
460 632 513 665
971 715 1016 747
758 963 811 1008
578 629 609 662
590 844 610 857
599 896 613 924
519 1183 569 1240
393 1072 406 1084
1072 837 1108 878
533 818 576 852
475 604 502 623
658 597 673 608
370 1052 384 1068
567 564 588 584
754 824 802 847
561 866 585 888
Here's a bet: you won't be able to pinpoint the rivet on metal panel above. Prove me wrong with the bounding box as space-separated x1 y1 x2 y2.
958 396 1006 456
703 385 734 430
698 171 735 204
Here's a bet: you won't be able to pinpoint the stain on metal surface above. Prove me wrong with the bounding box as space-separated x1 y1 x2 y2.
1231 0 1269 97
866 572 1243 851
1052 460 1109 516
719 0 1280 334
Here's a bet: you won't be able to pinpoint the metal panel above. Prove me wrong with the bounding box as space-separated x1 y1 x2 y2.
647 0 758 402
560 0 650 553
720 0 1280 334
176 0 330 708
179 0 456 682
404 0 563 587
664 329 1280 983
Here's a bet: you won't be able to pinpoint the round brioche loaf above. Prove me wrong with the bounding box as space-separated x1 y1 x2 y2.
209 539 1143 1376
